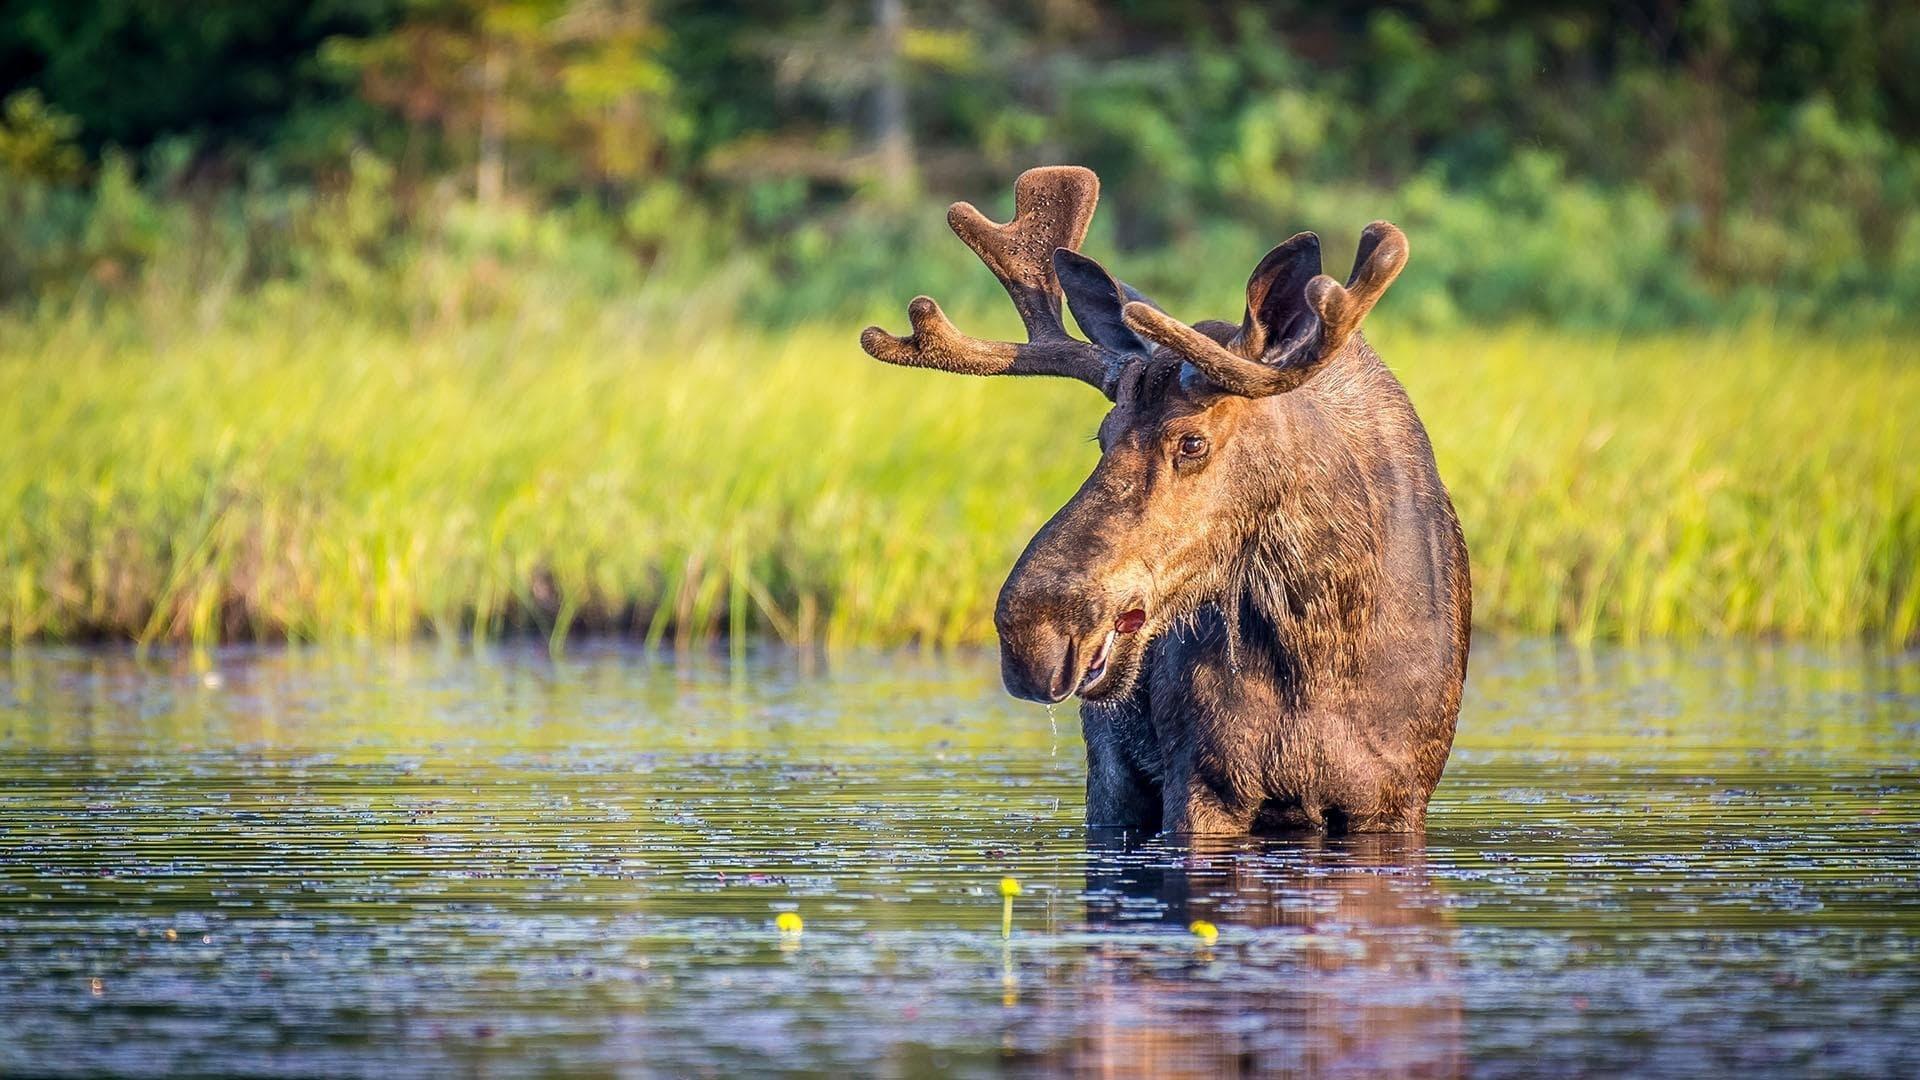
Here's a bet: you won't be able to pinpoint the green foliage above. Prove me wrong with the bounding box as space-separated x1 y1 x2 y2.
0 90 81 181
2 1 1918 326
321 0 682 199
0 0 394 151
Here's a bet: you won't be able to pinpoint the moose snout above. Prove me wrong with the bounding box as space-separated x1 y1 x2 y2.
996 572 1097 704
996 501 1130 703
998 621 1081 703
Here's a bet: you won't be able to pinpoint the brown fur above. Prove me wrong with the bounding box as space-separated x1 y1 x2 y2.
861 167 1471 835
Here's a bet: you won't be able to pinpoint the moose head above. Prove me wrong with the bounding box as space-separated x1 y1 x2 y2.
861 166 1407 706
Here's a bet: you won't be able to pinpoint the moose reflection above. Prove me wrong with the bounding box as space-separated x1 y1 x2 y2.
1007 834 1463 1077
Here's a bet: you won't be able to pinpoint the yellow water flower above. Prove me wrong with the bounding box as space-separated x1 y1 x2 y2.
1188 920 1218 943
775 911 803 934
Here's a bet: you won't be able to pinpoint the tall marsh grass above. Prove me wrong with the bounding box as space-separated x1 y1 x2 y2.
2 301 1916 648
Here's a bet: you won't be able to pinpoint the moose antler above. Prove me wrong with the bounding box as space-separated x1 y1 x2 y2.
1121 222 1409 398
860 166 1124 395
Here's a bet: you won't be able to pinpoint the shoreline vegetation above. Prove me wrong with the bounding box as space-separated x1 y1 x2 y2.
4 2 1919 649
5 295 1916 650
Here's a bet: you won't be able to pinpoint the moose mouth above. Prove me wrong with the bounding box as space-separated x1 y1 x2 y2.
1077 607 1147 698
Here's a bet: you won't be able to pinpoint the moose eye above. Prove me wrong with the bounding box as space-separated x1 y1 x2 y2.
1177 434 1209 458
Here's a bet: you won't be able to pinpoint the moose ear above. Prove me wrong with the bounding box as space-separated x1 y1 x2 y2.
1237 231 1322 362
1053 248 1152 357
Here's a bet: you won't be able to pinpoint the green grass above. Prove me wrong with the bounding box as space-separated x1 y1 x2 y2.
2 300 1916 649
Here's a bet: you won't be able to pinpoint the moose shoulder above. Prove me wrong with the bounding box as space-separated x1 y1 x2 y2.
861 167 1471 835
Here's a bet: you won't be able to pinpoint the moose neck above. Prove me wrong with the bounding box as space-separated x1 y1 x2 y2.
1229 384 1383 697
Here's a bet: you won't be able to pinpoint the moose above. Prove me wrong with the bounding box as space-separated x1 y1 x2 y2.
861 166 1470 835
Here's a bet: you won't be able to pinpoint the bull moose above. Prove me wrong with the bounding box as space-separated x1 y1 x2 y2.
860 167 1470 835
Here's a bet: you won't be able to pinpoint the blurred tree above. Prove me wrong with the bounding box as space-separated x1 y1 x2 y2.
698 0 978 202
325 0 679 203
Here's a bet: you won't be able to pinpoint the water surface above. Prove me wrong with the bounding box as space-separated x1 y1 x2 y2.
2 640 1917 1076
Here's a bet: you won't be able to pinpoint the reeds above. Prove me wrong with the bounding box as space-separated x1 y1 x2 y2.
3 304 1914 647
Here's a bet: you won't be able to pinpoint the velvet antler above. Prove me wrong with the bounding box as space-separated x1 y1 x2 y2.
860 166 1131 397
1121 222 1409 398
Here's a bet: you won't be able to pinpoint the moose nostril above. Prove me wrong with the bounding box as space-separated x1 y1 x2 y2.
1046 637 1079 703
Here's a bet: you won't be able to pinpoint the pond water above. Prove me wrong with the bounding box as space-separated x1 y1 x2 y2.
1 640 1916 1077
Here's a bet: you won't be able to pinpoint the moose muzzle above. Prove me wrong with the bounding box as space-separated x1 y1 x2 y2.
995 554 1149 703
997 620 1082 704
994 562 1104 703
